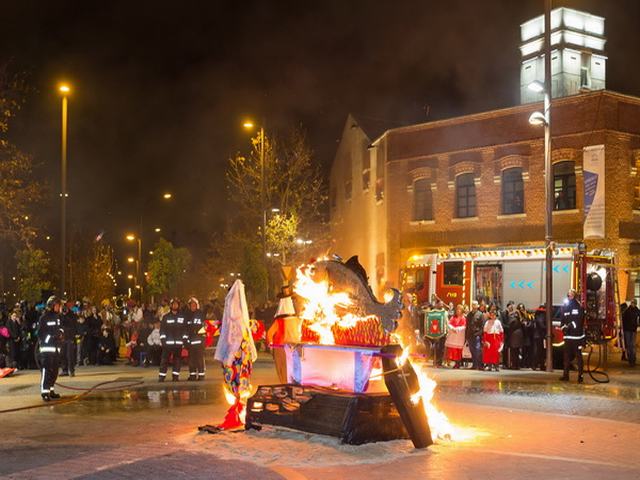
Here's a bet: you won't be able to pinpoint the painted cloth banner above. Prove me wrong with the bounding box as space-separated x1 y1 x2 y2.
583 145 605 239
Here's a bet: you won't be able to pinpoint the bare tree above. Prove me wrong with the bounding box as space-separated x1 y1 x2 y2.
0 65 40 246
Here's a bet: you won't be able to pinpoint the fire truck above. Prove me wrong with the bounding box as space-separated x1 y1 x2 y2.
402 243 618 345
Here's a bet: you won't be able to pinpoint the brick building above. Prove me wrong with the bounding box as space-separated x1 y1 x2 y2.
330 9 640 305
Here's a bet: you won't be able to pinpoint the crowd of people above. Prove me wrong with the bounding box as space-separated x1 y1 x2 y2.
0 296 225 374
418 298 549 372
415 290 601 383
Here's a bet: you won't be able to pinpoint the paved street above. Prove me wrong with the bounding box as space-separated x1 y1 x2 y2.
1 353 639 479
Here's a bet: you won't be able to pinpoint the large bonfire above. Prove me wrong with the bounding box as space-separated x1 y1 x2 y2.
292 261 457 441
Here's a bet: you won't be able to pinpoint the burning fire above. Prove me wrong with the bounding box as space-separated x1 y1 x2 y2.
293 263 461 442
294 265 377 344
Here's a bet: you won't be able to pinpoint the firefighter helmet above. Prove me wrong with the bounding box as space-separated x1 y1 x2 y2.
187 296 199 309
46 295 61 310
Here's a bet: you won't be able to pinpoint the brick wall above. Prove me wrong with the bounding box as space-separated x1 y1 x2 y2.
331 92 640 297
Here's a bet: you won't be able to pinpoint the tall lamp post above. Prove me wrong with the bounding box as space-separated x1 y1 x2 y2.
528 0 554 373
58 83 71 295
126 235 142 299
243 120 269 301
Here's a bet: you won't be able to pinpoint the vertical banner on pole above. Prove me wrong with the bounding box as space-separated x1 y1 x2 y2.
583 145 605 239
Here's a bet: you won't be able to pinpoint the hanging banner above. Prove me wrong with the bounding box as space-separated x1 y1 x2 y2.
583 145 605 239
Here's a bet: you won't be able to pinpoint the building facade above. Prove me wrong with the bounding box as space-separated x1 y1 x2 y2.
330 91 640 303
330 7 640 305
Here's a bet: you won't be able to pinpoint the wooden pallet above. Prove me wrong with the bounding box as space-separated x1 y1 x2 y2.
245 384 409 445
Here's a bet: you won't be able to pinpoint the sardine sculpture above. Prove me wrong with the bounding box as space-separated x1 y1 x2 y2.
308 256 402 333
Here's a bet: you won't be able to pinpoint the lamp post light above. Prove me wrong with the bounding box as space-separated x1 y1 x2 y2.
243 119 269 301
528 0 554 373
126 235 143 300
58 82 71 295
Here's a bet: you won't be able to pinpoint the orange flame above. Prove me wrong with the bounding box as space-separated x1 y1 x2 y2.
293 265 376 344
394 343 457 441
293 262 463 442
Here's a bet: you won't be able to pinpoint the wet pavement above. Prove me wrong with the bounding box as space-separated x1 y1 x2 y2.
1 353 639 479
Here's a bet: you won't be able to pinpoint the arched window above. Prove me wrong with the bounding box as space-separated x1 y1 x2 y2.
553 161 576 210
456 173 476 218
502 167 524 214
412 179 433 221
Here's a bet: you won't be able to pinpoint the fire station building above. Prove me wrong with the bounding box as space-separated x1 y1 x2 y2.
329 8 640 306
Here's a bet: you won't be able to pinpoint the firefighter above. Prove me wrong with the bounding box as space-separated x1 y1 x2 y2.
37 296 64 401
185 296 206 381
158 298 186 382
559 289 585 383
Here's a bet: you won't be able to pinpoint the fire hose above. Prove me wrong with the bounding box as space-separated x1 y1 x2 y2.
0 379 145 414
585 341 610 383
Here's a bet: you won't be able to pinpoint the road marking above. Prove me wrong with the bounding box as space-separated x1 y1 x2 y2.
270 466 309 480
455 447 637 469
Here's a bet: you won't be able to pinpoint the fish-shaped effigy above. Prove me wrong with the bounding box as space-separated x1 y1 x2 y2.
309 256 402 333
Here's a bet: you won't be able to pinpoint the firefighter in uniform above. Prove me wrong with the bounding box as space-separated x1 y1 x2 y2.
37 296 64 401
158 298 186 382
185 296 206 381
560 289 585 384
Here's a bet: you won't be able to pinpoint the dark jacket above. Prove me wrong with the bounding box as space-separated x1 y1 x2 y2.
185 309 205 345
622 305 639 332
159 310 187 347
533 307 546 339
61 311 79 341
36 310 63 354
507 312 524 348
560 298 585 340
7 317 22 341
465 309 484 339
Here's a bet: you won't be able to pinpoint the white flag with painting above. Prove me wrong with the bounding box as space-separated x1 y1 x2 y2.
583 145 605 239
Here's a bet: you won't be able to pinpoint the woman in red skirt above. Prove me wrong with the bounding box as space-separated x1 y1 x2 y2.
445 304 467 369
482 306 504 371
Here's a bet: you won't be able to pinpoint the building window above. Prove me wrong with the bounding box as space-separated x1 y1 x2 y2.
456 173 476 218
443 261 464 286
502 167 524 214
375 178 384 201
412 179 433 221
553 161 576 210
362 169 371 191
344 179 352 201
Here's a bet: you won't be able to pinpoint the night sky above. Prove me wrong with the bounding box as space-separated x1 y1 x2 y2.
2 0 639 264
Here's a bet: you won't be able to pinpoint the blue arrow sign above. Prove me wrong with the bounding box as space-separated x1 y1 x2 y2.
527 281 535 289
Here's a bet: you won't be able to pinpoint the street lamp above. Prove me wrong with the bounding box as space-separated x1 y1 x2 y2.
126 233 143 300
243 119 268 300
154 227 161 233
163 192 172 200
58 82 71 295
528 0 554 373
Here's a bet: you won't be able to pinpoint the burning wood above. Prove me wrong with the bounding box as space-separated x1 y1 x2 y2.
248 256 458 447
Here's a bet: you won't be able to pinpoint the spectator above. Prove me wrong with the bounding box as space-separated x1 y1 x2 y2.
445 304 466 369
146 320 162 366
465 301 485 370
97 327 116 365
483 306 504 372
424 300 448 368
622 299 639 367
506 303 524 370
7 310 22 369
532 305 547 370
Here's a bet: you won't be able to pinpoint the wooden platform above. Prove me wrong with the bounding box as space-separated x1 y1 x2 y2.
245 384 409 445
